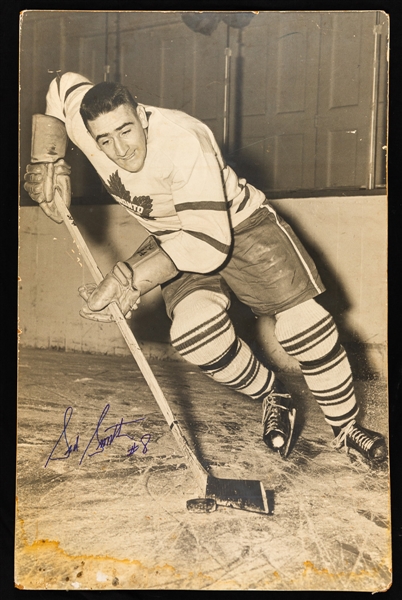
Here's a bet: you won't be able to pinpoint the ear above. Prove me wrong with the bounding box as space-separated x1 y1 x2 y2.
136 105 148 129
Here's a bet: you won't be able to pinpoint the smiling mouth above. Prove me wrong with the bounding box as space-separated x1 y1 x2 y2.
122 152 136 161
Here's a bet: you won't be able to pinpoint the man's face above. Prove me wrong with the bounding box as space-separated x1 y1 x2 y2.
87 104 148 172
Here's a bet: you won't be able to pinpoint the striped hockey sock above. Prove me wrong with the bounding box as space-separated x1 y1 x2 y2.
171 291 275 400
275 299 358 427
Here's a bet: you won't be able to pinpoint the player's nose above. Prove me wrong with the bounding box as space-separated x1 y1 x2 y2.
114 138 129 157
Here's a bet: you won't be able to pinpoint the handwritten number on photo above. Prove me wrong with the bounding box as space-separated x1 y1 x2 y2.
44 404 151 466
127 433 152 456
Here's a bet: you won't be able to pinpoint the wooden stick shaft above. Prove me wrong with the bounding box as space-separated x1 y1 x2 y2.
53 187 208 490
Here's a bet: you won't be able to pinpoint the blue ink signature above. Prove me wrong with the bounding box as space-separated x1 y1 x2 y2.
44 407 80 467
45 404 151 467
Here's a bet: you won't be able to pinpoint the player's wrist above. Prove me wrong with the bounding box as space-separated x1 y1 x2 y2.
124 236 179 296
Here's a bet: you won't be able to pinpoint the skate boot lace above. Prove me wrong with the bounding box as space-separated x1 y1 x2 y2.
262 394 291 428
332 420 374 453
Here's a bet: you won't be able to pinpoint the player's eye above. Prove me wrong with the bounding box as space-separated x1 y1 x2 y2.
121 129 131 136
101 139 111 146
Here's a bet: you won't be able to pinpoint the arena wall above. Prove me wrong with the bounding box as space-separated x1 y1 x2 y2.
18 196 387 377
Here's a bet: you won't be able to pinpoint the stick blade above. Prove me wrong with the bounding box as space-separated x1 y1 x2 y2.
206 476 269 514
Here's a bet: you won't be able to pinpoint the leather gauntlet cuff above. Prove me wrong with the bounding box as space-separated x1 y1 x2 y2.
124 236 179 295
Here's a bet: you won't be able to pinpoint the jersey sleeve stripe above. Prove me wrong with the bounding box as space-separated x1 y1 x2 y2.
62 82 93 117
150 229 179 237
64 82 93 102
235 184 251 213
184 230 231 255
175 201 227 212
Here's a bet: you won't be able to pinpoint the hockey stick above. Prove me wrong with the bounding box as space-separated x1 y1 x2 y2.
53 186 269 515
30 115 270 514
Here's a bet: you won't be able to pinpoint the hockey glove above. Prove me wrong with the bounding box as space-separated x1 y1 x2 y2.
78 236 178 322
79 262 141 321
24 159 72 223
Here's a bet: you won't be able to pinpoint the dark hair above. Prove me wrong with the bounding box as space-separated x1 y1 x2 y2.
80 82 138 129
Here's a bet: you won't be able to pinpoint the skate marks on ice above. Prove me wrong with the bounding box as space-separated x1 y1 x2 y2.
16 349 391 591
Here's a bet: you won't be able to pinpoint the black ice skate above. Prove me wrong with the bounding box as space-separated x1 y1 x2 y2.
332 420 387 465
261 380 296 458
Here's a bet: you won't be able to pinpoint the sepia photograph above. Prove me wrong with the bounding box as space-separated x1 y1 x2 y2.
17 10 391 591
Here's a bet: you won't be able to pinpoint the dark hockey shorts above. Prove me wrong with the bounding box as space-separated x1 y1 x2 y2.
161 202 325 319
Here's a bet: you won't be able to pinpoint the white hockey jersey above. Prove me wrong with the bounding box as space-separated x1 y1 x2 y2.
45 72 266 273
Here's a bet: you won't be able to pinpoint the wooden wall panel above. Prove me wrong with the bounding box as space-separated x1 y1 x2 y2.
78 35 108 84
232 135 268 190
120 29 163 106
161 35 187 109
191 27 226 142
374 14 388 188
259 12 321 191
241 25 268 117
328 14 363 109
20 11 388 199
31 17 62 113
277 31 307 114
315 12 378 189
274 134 304 189
327 130 359 188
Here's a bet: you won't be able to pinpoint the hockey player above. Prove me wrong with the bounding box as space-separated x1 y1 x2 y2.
24 72 387 465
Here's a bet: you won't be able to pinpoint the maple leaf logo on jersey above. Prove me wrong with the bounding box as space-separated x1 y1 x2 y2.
131 196 155 219
104 171 154 219
105 171 131 203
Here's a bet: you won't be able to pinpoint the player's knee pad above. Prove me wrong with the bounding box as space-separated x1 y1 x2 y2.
170 290 235 366
274 299 340 363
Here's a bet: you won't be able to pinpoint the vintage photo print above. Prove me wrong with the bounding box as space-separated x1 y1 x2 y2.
17 10 391 591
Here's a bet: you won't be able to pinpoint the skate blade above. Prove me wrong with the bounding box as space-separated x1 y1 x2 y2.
281 407 296 458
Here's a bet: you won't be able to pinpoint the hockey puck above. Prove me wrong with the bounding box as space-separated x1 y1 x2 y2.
186 498 217 513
